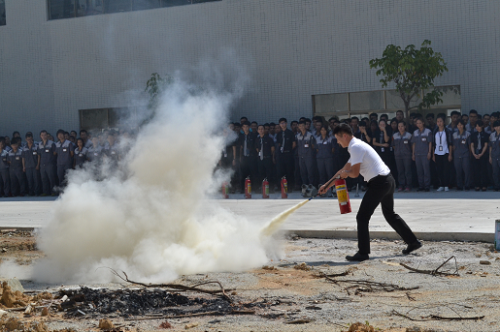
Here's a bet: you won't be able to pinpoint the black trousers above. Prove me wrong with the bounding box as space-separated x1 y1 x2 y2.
257 157 273 184
472 154 489 188
240 156 258 190
356 174 418 254
25 167 40 196
435 154 451 187
40 164 56 195
10 168 26 196
278 152 294 185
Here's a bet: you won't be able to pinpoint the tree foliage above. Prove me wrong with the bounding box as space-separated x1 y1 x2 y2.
145 73 173 110
369 40 448 116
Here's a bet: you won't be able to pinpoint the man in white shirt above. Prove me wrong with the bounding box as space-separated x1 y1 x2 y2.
318 124 422 261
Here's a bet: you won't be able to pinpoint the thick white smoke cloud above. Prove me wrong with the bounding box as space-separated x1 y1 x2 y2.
32 79 273 284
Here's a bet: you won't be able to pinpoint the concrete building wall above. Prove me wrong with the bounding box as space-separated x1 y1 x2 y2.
0 0 499 135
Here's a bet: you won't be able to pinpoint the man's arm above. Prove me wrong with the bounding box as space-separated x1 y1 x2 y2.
318 162 360 195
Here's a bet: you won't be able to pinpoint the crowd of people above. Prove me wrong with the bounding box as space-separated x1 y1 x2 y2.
222 110 500 196
0 129 128 197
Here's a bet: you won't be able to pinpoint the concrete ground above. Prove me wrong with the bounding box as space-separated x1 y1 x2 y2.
1 192 498 243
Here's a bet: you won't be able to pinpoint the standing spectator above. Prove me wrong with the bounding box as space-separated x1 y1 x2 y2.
470 120 489 191
426 113 437 131
276 118 296 191
291 120 299 134
358 121 372 144
55 129 75 188
255 125 275 187
296 121 317 186
393 121 412 192
432 115 453 192
447 111 461 134
7 138 26 196
38 130 57 196
368 121 378 143
4 136 12 152
250 121 258 133
22 133 40 196
80 130 92 148
74 138 89 169
0 138 9 197
268 123 276 142
466 110 479 133
489 120 500 191
236 122 258 192
372 120 391 166
316 125 334 189
103 130 120 167
452 120 471 191
395 110 404 122
412 118 433 192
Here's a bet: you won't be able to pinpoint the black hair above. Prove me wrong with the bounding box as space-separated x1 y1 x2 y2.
483 113 490 118
426 113 435 119
378 119 387 125
398 120 407 126
233 122 241 127
298 120 306 125
457 119 466 127
263 123 270 127
291 120 298 125
410 113 417 118
251 121 258 125
12 131 20 138
80 129 88 135
299 117 306 122
380 113 388 119
370 113 378 119
241 121 250 127
475 120 483 127
469 109 478 115
396 110 404 115
40 130 47 135
436 114 446 122
461 114 469 118
257 125 264 129
11 137 21 146
240 116 248 121
269 122 276 126
351 116 359 121
390 117 398 124
25 133 33 139
279 117 287 123
493 120 500 127
76 137 84 144
359 120 366 127
450 111 461 117
305 118 311 123
333 123 353 136
56 129 65 137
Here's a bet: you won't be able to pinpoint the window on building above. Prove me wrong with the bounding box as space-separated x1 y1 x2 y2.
104 0 132 13
76 0 104 17
0 0 6 26
48 0 221 20
133 0 160 11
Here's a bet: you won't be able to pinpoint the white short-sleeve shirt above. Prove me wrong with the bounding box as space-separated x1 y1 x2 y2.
347 137 390 182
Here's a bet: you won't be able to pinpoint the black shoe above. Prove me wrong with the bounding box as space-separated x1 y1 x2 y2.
403 241 422 255
345 252 369 262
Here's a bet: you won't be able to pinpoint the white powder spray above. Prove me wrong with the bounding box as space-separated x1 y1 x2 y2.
32 81 276 284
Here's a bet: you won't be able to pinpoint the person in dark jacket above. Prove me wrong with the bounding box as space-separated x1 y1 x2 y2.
432 114 453 192
452 120 471 191
470 120 489 191
316 125 335 188
236 121 258 192
393 121 413 192
255 125 275 187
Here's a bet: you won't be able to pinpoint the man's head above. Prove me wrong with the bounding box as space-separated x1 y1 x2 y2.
233 122 241 133
333 124 353 148
257 125 265 137
241 121 250 134
378 119 387 130
483 114 490 126
461 114 469 123
12 131 20 139
11 137 21 151
298 121 306 133
291 120 298 132
491 112 499 125
56 129 65 142
426 113 435 125
469 109 478 125
314 121 322 132
80 129 89 141
264 123 270 135
305 118 311 131
350 117 359 128
493 120 500 133
380 114 388 122
475 119 484 132
450 111 460 124
369 113 378 121
40 130 48 142
279 117 288 131
269 122 276 134
250 121 258 132
240 116 248 124
70 130 77 138
395 110 404 121
25 133 34 145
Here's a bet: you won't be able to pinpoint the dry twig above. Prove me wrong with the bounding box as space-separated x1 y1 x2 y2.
102 268 232 302
400 256 459 276
392 310 484 321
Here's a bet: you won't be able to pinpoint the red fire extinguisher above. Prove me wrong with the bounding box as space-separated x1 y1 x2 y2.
334 178 352 214
244 177 252 199
280 176 288 199
262 178 269 199
222 181 229 199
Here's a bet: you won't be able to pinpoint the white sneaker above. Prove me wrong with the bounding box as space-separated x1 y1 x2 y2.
437 187 444 192
444 187 449 192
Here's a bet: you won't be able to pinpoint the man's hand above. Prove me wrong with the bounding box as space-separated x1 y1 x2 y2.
427 152 431 160
448 154 452 162
432 155 436 162
318 184 328 196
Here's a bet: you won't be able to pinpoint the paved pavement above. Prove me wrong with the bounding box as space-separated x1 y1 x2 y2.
0 191 498 242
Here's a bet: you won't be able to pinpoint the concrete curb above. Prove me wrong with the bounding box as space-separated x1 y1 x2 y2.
286 230 495 243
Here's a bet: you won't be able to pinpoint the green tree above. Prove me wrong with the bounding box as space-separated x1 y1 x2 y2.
369 40 448 117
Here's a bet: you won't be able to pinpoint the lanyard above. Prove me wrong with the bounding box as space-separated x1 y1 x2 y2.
438 131 445 145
